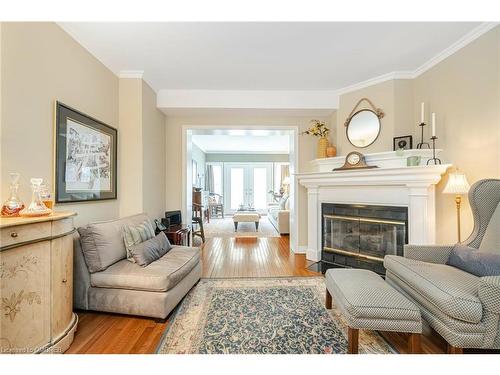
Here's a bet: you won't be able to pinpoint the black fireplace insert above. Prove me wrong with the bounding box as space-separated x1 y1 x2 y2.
318 203 408 275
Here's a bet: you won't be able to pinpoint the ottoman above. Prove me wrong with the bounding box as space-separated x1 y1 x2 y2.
325 268 422 354
233 211 261 231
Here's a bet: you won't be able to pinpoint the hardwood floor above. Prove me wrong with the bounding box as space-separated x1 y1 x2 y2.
67 236 317 354
201 237 318 278
66 235 492 354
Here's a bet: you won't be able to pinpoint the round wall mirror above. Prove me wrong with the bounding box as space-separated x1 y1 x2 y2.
346 109 381 148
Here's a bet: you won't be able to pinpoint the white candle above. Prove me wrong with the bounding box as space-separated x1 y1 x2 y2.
431 113 436 137
420 102 425 123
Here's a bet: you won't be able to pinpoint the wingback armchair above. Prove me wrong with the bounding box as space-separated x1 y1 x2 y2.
384 179 500 352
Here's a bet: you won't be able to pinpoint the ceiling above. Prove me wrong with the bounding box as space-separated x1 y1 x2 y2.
192 131 290 154
59 22 480 92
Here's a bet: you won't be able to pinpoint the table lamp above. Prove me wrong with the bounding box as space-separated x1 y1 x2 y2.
443 171 470 242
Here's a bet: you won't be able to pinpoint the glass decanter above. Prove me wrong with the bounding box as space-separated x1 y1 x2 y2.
1 172 25 217
19 178 52 217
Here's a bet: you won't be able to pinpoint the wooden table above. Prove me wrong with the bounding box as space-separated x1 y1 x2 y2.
162 224 191 246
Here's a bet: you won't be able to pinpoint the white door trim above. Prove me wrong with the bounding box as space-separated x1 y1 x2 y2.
182 125 299 255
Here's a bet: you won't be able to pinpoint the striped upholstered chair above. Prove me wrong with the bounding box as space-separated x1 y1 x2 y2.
384 179 500 353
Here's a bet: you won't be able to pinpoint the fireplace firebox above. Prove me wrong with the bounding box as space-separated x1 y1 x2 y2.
320 203 408 275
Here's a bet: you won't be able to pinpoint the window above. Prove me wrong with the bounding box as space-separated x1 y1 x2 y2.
212 164 223 195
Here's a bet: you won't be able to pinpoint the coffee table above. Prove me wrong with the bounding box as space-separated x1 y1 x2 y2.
233 211 261 231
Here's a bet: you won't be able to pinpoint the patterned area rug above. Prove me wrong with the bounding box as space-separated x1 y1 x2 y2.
156 277 395 354
203 217 280 238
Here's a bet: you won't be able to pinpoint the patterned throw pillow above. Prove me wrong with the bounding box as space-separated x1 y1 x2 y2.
123 219 156 262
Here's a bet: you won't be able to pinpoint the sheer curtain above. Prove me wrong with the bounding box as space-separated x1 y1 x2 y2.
205 164 214 193
280 164 290 187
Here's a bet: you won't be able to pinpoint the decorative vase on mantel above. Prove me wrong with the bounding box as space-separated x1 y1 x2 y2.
326 144 337 158
317 137 329 158
301 119 331 159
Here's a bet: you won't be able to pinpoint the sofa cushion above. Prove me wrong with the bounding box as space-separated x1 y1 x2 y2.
129 232 172 267
447 244 500 277
384 255 482 323
479 202 500 253
78 213 151 273
90 246 200 292
123 219 156 262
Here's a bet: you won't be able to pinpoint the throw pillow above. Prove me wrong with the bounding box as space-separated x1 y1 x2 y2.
129 232 172 267
123 219 156 262
447 244 500 277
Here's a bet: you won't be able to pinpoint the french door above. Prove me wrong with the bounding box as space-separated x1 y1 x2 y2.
223 163 273 214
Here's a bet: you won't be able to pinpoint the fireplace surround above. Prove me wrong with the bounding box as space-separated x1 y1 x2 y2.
321 203 408 275
296 150 450 263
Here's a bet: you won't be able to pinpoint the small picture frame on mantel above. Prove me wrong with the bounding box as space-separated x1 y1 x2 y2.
393 135 413 151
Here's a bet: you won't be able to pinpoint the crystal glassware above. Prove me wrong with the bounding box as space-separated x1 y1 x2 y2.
1 172 25 217
19 178 52 217
39 183 54 209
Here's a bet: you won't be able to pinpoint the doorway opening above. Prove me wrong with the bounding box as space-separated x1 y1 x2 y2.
182 127 298 252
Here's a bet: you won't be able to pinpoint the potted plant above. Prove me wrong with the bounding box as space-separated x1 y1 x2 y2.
302 120 332 158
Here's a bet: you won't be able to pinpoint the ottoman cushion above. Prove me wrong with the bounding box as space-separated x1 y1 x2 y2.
326 268 422 333
233 212 260 222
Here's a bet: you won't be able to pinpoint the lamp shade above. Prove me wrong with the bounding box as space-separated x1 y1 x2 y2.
443 172 470 195
282 176 291 185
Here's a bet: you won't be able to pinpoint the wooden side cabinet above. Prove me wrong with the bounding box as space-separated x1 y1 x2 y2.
0 212 78 354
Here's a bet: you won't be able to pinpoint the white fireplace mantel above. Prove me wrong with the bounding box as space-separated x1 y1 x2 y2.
296 150 451 262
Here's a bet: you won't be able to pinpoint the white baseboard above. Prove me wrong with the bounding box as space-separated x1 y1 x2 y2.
293 245 307 254
306 248 321 262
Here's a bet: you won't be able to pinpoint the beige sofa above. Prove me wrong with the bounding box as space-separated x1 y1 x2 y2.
267 195 290 234
73 213 201 319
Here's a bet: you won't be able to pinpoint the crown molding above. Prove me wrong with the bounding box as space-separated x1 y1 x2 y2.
336 22 499 97
335 71 414 96
412 22 499 78
118 70 144 79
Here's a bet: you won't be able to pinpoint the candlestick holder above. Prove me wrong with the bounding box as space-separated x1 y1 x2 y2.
416 122 430 149
427 136 441 165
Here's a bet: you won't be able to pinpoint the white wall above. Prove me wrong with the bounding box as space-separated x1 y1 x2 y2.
142 81 166 219
118 77 167 219
191 143 206 189
1 22 119 227
118 78 143 217
165 113 336 247
1 23 167 226
334 25 500 244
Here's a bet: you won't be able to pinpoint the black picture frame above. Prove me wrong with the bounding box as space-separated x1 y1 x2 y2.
393 135 413 151
55 101 117 203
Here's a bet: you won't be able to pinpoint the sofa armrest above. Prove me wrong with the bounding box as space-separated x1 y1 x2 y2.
73 233 91 310
479 276 500 315
277 210 289 221
404 244 454 264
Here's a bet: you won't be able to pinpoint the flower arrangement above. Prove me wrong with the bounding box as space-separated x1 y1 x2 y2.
302 120 330 138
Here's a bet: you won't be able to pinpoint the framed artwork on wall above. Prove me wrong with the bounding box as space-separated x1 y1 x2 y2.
54 101 117 203
393 135 413 151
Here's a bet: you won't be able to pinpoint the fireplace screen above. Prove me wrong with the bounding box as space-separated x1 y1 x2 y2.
321 204 407 274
